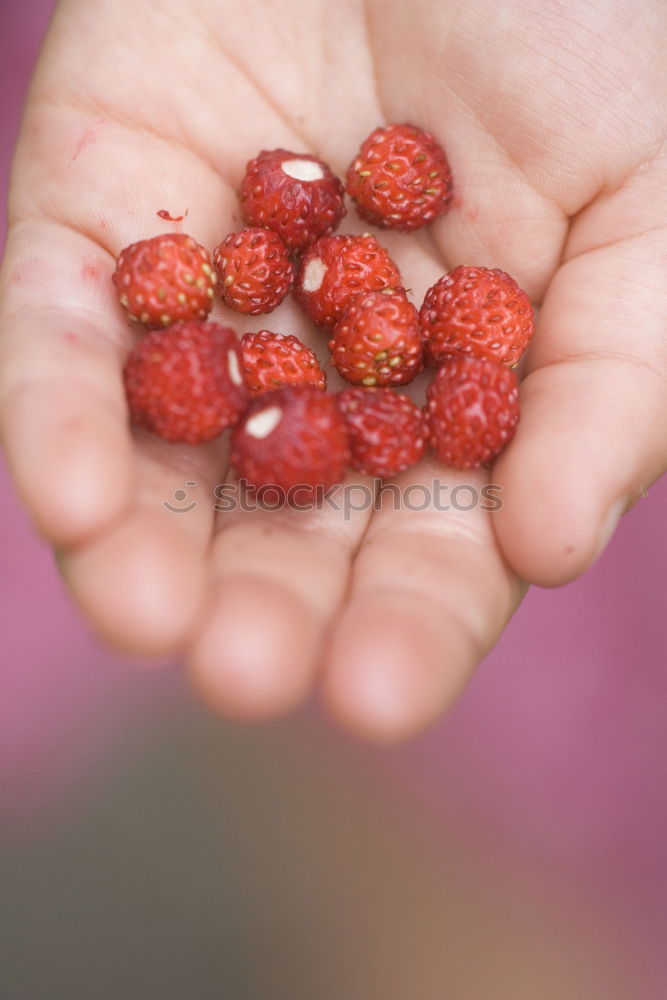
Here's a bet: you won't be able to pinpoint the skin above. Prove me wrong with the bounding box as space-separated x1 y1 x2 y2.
1 0 666 740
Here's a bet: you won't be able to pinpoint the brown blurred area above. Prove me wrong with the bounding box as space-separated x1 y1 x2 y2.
0 702 658 1000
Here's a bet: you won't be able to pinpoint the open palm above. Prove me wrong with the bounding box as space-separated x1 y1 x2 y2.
2 0 666 739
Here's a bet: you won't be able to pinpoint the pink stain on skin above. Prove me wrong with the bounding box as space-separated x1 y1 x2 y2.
71 127 96 163
81 258 101 283
70 119 105 163
9 261 48 286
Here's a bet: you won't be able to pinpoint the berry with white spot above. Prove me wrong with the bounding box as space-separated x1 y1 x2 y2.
329 289 423 386
241 330 326 396
230 386 350 502
294 234 402 330
123 321 248 443
213 228 294 314
113 233 215 329
239 149 346 252
425 356 520 469
346 123 453 231
338 387 427 477
419 265 534 367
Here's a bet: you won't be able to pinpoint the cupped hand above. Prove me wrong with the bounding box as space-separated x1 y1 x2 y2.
2 0 666 739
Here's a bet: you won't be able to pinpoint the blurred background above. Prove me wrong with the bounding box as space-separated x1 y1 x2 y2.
1 2 665 997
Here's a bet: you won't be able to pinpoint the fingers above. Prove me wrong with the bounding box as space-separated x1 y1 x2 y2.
0 308 131 544
494 231 667 587
0 220 222 654
58 433 222 656
322 463 524 741
0 223 134 545
188 482 374 719
0 205 235 657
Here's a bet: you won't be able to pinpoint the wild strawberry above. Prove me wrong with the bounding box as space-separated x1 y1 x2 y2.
338 388 427 477
241 330 326 396
123 321 248 444
294 234 402 330
113 233 215 329
329 290 423 386
346 124 452 231
230 386 350 503
420 265 534 367
425 357 520 469
213 228 294 314
239 149 346 252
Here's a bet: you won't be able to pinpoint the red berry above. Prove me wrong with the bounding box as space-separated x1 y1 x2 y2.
241 330 326 396
420 265 534 367
425 357 520 469
239 149 346 252
346 123 453 232
113 233 215 329
230 386 350 503
330 290 423 386
123 321 248 443
294 234 402 330
338 388 427 477
213 228 294 314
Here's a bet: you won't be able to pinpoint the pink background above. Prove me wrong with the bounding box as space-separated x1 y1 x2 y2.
1 0 665 993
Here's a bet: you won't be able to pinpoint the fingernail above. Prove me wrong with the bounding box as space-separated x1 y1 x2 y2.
594 498 626 560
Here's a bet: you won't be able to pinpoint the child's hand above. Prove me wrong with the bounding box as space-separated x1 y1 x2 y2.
1 0 665 739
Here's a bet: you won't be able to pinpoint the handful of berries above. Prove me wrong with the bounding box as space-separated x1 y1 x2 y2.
114 123 533 503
